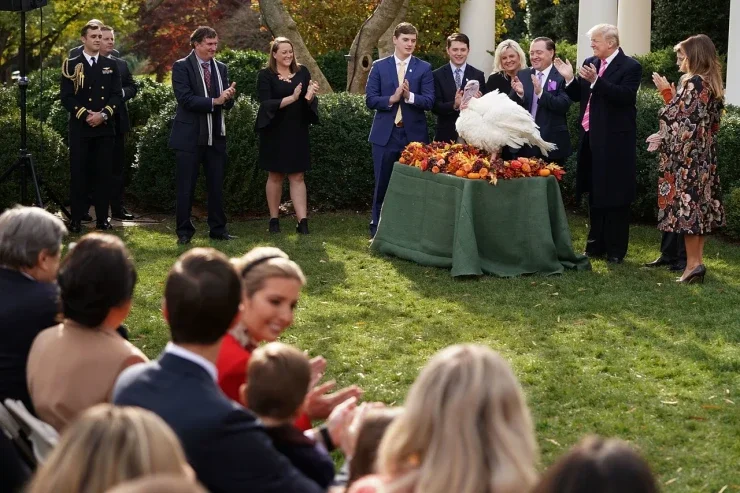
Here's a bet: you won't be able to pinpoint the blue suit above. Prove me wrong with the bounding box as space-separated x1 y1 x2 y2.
113 352 324 493
366 55 434 236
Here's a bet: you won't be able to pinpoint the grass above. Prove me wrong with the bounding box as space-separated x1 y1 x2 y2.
110 212 739 491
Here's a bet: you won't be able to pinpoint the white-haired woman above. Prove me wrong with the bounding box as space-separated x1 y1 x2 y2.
486 39 528 94
348 344 539 493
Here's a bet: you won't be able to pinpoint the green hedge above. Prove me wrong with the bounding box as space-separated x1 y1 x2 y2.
0 114 69 211
217 49 269 100
127 77 176 129
724 187 740 239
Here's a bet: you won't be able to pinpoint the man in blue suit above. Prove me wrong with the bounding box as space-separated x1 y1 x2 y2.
113 248 323 493
366 22 434 238
509 37 572 167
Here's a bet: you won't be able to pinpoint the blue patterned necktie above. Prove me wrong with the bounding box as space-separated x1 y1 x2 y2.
454 68 462 90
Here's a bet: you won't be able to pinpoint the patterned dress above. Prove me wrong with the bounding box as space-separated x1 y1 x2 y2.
656 76 724 234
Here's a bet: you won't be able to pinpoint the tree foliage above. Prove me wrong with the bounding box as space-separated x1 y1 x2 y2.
652 0 730 54
527 0 578 44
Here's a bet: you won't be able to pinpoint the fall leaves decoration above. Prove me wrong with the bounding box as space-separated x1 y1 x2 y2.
398 141 565 185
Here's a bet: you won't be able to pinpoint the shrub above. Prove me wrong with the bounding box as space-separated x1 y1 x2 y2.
633 47 682 89
46 99 69 144
0 83 18 116
25 67 61 123
0 114 69 212
718 106 740 190
315 50 348 92
217 49 268 100
724 187 740 239
223 97 265 214
652 0 730 55
127 77 175 129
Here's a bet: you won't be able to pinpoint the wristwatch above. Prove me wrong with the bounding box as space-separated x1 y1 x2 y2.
101 112 108 121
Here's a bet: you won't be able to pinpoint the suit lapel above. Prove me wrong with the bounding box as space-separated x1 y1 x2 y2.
600 49 624 81
388 56 400 90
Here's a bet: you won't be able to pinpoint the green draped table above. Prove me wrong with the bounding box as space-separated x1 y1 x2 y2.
370 163 591 277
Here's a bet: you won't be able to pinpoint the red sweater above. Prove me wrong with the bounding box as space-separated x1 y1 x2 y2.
216 333 312 431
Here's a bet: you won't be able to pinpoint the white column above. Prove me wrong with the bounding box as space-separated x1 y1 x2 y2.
460 0 495 73
618 0 651 56
577 0 618 65
727 0 740 105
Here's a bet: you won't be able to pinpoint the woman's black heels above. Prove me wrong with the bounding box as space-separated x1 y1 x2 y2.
677 264 706 284
296 218 309 235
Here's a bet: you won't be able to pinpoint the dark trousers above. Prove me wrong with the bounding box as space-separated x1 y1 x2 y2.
370 126 408 237
660 231 686 263
70 132 113 224
110 131 127 214
175 139 227 238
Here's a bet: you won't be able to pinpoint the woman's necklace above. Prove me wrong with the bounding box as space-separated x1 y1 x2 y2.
277 71 295 83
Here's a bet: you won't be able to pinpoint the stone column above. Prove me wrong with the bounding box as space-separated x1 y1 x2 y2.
460 0 496 74
727 0 740 105
577 0 618 65
618 0 651 56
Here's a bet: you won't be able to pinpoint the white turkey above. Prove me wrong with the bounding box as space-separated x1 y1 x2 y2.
456 89 556 157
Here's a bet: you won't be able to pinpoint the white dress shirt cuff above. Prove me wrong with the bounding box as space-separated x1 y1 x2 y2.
406 92 415 105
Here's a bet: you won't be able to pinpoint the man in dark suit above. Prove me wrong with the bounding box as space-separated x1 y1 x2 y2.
0 206 67 414
170 26 236 245
61 22 122 233
431 32 487 143
510 37 572 166
113 248 324 493
69 19 120 59
366 22 434 238
555 24 642 263
100 26 137 221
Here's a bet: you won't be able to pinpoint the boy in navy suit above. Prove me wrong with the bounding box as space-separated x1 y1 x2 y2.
366 22 435 238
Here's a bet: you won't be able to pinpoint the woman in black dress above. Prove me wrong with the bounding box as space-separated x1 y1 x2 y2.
485 39 528 94
256 37 319 234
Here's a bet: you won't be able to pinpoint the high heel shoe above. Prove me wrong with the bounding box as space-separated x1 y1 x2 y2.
296 218 309 235
676 264 706 284
269 217 280 233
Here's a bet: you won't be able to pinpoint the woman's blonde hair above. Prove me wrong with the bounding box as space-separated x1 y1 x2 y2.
27 404 189 493
376 344 538 493
677 34 724 99
233 246 306 297
492 39 527 75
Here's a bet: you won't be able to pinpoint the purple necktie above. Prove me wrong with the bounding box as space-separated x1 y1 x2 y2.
530 71 544 118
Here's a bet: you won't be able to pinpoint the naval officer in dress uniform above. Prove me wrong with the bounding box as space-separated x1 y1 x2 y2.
61 22 122 233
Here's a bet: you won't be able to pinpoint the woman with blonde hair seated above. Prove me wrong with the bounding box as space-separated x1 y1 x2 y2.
26 404 193 493
348 344 538 493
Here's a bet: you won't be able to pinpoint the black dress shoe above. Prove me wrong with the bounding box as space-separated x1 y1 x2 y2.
177 235 191 245
606 256 623 264
111 208 134 221
69 220 82 234
296 218 309 235
644 256 673 267
677 264 706 284
669 262 687 272
209 232 236 241
82 213 93 222
96 221 114 231
269 218 280 233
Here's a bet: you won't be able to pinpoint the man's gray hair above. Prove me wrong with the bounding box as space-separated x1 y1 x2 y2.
587 24 620 48
0 206 67 269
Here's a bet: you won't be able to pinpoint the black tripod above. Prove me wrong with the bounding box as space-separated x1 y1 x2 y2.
0 10 69 218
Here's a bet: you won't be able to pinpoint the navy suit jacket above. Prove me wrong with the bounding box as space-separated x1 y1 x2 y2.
366 55 434 146
113 352 323 493
0 268 59 414
110 55 137 133
432 63 487 143
509 67 572 161
168 51 235 153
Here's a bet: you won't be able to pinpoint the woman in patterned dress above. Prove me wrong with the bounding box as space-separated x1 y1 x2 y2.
646 34 725 284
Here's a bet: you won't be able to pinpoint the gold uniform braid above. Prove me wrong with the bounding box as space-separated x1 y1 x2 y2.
61 58 85 94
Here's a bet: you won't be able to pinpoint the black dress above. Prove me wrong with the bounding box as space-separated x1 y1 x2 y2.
485 72 514 94
256 65 319 173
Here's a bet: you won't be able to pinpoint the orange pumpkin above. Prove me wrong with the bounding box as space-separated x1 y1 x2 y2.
467 172 481 179
455 169 466 177
539 168 551 177
479 168 489 177
521 162 531 173
432 166 440 174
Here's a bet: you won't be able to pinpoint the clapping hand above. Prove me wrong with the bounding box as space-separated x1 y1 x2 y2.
305 80 319 101
553 57 574 82
579 63 598 84
214 82 237 105
511 76 524 97
454 89 463 110
291 82 303 102
389 82 404 104
304 378 363 420
646 132 662 152
652 72 676 98
402 79 410 100
531 73 543 95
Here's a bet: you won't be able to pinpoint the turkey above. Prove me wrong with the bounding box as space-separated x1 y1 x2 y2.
456 89 557 157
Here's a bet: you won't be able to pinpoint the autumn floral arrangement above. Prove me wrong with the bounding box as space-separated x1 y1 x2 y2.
398 142 565 185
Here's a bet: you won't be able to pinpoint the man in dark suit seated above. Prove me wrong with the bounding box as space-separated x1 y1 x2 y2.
113 248 324 493
431 32 487 143
100 25 137 221
509 37 572 167
0 206 67 413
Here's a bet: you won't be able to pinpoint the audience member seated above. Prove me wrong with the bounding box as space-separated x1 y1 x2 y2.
26 404 193 493
26 233 147 431
245 342 336 489
531 435 658 493
0 206 66 413
113 248 325 493
348 344 539 493
217 246 361 431
346 406 403 489
106 475 208 493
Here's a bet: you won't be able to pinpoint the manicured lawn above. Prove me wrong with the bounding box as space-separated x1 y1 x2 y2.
107 212 739 491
